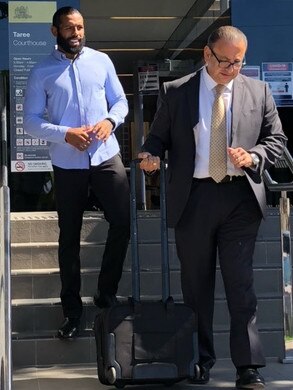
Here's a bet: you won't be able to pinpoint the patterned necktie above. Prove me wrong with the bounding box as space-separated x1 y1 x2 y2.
209 84 227 183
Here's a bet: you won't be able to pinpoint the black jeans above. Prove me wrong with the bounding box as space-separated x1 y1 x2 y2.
53 154 130 318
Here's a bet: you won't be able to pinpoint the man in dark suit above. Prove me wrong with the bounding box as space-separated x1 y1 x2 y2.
139 26 286 389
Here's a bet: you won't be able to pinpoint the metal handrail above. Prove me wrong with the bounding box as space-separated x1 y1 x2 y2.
263 147 293 363
0 70 12 389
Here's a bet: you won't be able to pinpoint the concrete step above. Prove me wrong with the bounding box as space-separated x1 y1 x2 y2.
11 267 283 301
10 211 164 244
11 297 283 337
12 298 96 338
9 209 289 368
11 239 283 270
10 210 285 275
12 359 293 390
10 209 287 244
12 330 285 368
12 336 97 367
11 241 181 271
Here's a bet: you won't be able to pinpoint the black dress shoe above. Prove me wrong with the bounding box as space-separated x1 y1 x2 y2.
236 368 265 389
57 317 80 340
93 292 118 308
188 364 210 384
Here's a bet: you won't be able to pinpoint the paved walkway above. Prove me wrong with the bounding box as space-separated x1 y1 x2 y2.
13 359 293 390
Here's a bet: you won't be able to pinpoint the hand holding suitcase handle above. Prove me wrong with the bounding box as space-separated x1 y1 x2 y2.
138 152 160 174
130 158 170 303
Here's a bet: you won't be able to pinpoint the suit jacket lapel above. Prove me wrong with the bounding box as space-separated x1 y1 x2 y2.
231 75 245 144
187 72 200 128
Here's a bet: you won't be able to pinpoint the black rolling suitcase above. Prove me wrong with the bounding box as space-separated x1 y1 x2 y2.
94 160 198 388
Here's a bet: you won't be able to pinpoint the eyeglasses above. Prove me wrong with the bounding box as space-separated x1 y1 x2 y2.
209 46 246 69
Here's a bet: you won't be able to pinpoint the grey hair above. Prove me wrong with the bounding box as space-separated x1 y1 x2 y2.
207 26 248 49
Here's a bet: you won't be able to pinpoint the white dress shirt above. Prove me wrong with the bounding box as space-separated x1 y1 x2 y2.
193 66 243 178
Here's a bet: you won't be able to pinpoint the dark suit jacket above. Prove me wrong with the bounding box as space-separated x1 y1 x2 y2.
142 70 287 228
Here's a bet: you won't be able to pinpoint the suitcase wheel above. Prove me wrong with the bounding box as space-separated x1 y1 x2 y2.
107 366 117 385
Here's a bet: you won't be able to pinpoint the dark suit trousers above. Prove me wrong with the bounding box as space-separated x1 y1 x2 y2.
174 177 266 368
53 154 130 319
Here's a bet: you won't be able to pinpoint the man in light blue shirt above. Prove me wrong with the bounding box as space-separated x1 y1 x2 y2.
24 6 130 339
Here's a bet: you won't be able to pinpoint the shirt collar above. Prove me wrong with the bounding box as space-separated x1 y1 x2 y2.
52 45 85 61
202 65 233 92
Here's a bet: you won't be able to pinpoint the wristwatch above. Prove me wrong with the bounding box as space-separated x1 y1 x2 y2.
250 153 260 167
105 117 116 130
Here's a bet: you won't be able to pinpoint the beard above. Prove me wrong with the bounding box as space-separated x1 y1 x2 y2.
57 32 86 55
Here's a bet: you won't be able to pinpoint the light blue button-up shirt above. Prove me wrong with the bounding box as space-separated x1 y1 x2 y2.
24 46 128 169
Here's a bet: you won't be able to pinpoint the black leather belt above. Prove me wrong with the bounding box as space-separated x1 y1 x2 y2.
193 175 246 183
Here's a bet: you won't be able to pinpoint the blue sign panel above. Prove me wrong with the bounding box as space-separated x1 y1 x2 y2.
9 1 56 172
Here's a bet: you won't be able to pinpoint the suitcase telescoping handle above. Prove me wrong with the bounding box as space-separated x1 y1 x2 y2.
130 159 170 303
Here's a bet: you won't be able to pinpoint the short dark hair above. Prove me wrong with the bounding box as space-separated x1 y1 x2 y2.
52 6 81 28
207 26 248 50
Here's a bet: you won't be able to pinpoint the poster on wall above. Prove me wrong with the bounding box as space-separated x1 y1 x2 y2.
240 65 260 80
262 62 293 107
138 64 159 93
9 1 56 172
